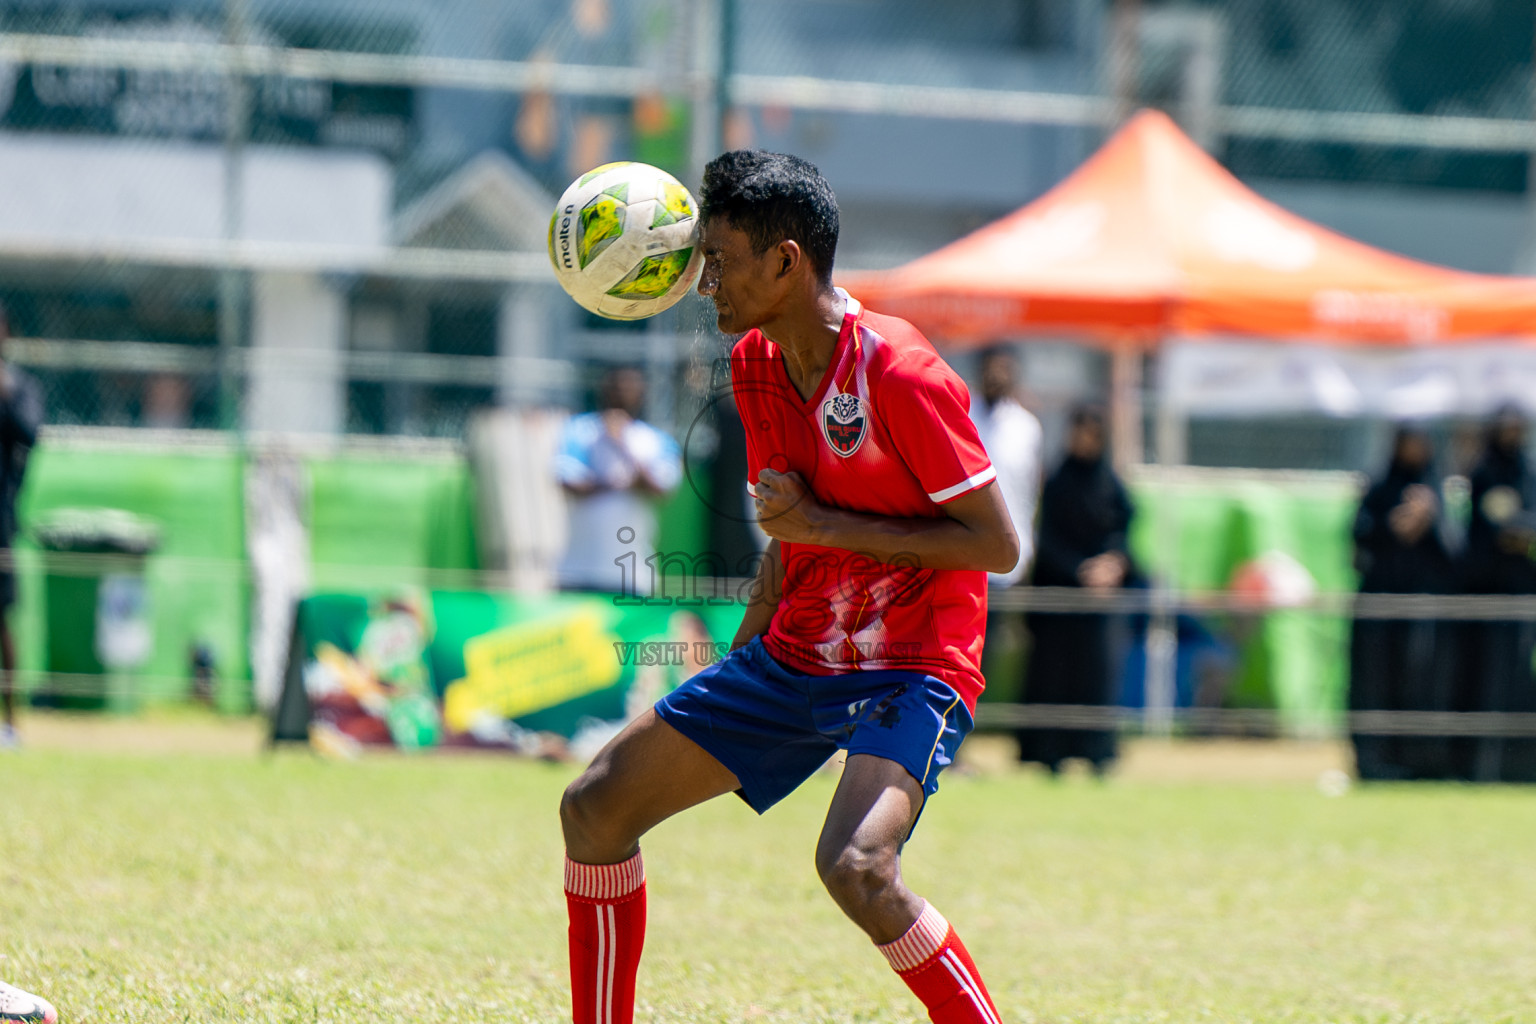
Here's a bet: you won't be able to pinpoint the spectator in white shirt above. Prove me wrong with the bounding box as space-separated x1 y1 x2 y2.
969 347 1043 705
970 347 1042 585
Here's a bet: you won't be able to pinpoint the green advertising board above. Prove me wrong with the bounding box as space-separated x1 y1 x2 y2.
273 588 746 752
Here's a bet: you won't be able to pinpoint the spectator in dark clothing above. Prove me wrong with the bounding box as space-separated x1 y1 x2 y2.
1457 406 1536 782
0 305 43 749
1349 427 1457 780
1017 404 1133 775
705 388 764 580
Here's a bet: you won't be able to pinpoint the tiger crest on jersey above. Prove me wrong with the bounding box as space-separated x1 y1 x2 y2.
821 391 868 457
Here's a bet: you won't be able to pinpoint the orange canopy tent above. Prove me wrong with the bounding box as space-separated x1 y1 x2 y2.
842 109 1536 348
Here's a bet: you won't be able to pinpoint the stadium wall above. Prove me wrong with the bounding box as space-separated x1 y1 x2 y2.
1126 469 1360 729
13 437 490 713
8 435 1360 725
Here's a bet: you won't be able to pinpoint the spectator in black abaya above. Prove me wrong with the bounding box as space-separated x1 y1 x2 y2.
1349 427 1457 780
1017 405 1133 775
1458 406 1536 782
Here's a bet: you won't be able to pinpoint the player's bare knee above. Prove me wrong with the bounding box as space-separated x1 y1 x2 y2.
558 776 592 844
560 769 617 851
563 758 649 856
816 842 899 909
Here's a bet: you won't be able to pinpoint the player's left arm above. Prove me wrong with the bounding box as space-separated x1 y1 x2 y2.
754 468 1019 574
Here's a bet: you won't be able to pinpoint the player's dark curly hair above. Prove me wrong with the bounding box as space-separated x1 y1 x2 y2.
699 150 839 285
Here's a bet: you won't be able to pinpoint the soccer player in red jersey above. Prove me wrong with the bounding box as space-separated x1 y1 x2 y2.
560 150 1019 1024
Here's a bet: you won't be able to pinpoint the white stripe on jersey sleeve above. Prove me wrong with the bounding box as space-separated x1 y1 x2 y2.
927 465 998 504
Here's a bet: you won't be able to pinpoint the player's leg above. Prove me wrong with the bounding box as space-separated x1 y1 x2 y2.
561 705 741 860
817 754 1003 1024
559 707 740 1024
814 752 926 941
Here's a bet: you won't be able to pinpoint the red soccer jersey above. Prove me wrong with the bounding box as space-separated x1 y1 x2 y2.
731 292 997 712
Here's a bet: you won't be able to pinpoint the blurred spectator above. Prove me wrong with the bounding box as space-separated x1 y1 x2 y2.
1457 406 1536 782
0 304 42 749
142 374 192 430
1349 426 1457 780
970 347 1042 702
555 366 681 595
190 641 218 706
971 347 1042 586
1017 404 1133 775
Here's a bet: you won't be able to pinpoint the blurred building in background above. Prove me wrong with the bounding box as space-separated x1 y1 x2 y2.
0 0 1532 456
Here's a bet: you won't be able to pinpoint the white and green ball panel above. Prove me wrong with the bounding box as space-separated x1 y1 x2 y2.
548 161 702 320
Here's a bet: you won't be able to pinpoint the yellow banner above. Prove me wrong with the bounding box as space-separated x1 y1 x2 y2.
443 608 621 731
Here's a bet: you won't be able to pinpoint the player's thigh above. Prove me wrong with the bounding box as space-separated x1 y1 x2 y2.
562 708 742 851
815 753 925 874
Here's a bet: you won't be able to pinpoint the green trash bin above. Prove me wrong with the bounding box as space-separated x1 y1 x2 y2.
33 508 160 712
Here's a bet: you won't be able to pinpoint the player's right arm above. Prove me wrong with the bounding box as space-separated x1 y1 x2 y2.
730 538 785 651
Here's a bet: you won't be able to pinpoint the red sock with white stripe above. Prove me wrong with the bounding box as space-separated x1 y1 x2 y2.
877 901 1002 1024
565 850 647 1024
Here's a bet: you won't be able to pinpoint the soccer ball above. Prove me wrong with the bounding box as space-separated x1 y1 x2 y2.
547 161 703 320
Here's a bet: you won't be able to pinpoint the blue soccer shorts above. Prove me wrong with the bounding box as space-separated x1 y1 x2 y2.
654 635 974 815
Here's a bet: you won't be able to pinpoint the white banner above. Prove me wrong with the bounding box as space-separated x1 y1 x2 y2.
1161 339 1536 418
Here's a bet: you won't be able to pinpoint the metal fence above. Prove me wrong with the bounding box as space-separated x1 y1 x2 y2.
3 0 1536 743
0 0 1532 442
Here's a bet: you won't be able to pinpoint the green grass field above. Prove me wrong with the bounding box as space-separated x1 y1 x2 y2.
3 721 1535 1023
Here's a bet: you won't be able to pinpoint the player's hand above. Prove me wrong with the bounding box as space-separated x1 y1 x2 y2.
754 468 822 544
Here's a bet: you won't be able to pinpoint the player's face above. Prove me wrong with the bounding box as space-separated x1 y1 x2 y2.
698 218 781 334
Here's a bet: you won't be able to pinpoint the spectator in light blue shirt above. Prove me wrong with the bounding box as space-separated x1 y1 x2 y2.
554 366 681 594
